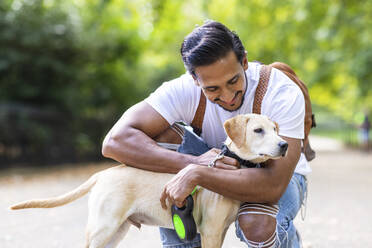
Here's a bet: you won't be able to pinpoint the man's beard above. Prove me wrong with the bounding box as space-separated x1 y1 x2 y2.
215 71 248 112
216 91 245 112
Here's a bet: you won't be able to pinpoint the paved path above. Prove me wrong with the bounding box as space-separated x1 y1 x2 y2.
1 136 371 247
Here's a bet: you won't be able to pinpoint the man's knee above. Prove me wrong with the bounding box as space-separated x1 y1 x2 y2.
238 213 276 242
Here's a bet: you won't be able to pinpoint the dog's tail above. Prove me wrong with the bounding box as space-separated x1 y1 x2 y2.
9 173 98 210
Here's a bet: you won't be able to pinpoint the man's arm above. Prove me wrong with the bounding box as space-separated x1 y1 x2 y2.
161 136 300 207
102 101 238 173
195 136 301 203
102 101 194 173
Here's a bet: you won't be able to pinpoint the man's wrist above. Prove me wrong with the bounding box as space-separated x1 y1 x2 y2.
180 153 199 168
187 164 204 186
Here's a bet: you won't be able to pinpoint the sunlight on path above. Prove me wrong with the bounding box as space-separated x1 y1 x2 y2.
309 135 345 152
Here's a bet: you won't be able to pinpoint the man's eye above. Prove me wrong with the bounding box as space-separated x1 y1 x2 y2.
205 88 217 92
254 128 263 133
228 78 238 85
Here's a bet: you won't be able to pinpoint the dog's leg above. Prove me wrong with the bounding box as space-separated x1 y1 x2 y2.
199 219 231 248
196 193 238 248
85 219 122 248
85 187 132 248
193 188 239 248
85 217 127 248
199 233 224 248
103 220 131 248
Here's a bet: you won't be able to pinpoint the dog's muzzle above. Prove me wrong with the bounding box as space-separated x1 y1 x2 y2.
278 141 288 156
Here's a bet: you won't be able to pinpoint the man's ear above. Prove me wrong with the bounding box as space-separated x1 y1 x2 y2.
224 115 249 148
191 73 200 86
242 51 248 70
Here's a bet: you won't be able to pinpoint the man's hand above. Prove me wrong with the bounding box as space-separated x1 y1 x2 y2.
159 149 239 210
160 164 200 209
195 148 240 170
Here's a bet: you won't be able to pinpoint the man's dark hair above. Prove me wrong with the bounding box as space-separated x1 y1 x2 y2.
180 20 246 76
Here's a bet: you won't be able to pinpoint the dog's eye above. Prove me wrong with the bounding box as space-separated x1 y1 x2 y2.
254 128 263 134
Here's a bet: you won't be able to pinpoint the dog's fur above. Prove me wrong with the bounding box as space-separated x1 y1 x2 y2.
10 114 287 248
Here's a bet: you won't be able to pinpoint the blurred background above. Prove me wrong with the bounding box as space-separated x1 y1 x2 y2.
1 1 372 247
0 0 371 166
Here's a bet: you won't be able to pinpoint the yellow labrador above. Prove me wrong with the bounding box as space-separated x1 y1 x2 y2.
10 114 287 248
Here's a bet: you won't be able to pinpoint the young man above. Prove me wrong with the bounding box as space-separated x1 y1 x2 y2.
102 21 310 248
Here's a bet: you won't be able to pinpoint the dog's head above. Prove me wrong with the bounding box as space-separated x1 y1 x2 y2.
223 114 288 163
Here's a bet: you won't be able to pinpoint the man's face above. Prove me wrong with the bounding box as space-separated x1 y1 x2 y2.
193 50 248 112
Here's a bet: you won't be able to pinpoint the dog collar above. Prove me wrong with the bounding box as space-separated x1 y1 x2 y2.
220 145 259 168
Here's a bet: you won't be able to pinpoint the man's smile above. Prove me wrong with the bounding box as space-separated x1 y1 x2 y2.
215 91 242 106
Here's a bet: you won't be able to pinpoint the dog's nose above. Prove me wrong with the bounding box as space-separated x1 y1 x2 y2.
278 141 288 156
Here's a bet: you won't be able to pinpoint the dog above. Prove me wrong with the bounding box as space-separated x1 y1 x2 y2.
10 114 287 248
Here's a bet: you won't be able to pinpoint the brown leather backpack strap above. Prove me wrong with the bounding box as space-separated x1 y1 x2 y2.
191 90 206 136
253 65 272 114
302 137 316 161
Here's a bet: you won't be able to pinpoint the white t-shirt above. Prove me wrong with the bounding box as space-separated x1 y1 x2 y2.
145 62 311 175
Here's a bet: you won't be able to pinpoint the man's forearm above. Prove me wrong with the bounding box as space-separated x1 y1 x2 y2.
192 166 283 203
102 126 196 174
191 136 301 203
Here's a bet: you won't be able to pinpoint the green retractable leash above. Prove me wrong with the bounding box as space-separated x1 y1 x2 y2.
171 187 197 241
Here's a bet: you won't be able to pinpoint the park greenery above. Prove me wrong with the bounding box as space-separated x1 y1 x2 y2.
0 0 371 165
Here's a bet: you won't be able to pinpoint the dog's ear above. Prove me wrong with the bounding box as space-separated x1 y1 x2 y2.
274 121 280 134
224 115 250 148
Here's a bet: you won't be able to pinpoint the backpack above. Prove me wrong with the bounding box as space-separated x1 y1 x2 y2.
253 62 316 161
190 62 316 161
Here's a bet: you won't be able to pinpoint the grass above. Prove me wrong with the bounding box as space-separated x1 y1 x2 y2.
309 106 366 146
311 128 360 146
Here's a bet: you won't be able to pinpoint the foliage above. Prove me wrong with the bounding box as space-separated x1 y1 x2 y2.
0 0 371 165
0 0 144 164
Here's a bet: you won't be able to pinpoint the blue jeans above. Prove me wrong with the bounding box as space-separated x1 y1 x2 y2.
159 127 307 248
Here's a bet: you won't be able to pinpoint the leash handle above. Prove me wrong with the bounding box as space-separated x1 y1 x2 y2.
171 195 197 241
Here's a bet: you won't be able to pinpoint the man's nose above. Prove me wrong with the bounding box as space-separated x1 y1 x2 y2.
219 89 235 103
